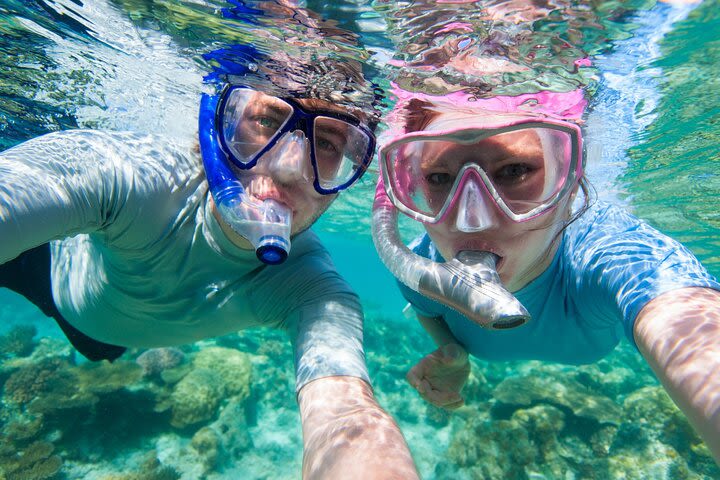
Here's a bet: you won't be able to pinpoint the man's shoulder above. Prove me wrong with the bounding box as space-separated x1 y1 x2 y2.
37 129 196 159
33 129 158 147
285 230 335 269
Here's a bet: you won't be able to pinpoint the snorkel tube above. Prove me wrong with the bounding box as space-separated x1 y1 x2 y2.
199 93 292 265
372 175 530 330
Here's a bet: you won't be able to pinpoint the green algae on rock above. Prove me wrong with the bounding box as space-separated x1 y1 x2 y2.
156 347 253 429
493 374 622 425
0 441 62 480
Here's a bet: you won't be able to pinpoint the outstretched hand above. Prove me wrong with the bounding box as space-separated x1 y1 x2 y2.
406 343 470 410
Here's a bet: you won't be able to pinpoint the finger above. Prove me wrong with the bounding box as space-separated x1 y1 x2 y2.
423 387 463 408
407 375 430 396
442 398 465 410
417 378 432 396
406 366 423 389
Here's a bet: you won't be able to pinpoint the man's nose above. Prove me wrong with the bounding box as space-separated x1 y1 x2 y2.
452 172 499 233
264 130 313 184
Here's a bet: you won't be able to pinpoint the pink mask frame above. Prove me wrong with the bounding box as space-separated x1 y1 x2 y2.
379 116 584 225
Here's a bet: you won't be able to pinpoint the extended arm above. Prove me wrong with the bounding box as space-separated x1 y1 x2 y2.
0 131 119 263
289 292 418 479
634 286 720 463
0 130 197 264
298 376 419 480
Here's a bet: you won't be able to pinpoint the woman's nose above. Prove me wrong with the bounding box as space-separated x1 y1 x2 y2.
452 174 500 233
263 130 313 185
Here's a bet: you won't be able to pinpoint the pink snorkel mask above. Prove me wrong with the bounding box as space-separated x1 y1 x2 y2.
372 88 587 329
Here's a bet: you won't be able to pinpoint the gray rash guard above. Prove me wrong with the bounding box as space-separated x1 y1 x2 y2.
0 129 369 391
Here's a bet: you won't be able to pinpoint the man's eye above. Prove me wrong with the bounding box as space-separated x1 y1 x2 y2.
256 116 281 130
426 172 454 186
317 137 340 154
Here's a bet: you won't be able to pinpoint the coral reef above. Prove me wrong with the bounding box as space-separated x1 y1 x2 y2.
97 451 180 480
3 358 72 405
0 441 62 480
493 373 622 426
0 324 37 359
191 346 252 398
0 311 716 479
162 367 225 429
155 346 253 429
437 347 719 479
135 348 185 378
190 427 220 471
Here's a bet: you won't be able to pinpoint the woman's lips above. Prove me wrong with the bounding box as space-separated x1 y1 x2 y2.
453 242 504 269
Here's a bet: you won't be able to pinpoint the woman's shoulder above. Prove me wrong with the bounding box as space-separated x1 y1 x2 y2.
565 201 653 248
573 201 641 230
408 233 444 261
563 201 697 269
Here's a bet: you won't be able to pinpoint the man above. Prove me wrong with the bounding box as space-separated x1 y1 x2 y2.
0 24 419 480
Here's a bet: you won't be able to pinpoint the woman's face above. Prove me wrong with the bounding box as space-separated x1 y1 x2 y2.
417 129 576 292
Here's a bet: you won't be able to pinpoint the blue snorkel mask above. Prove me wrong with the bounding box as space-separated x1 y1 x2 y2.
199 84 376 265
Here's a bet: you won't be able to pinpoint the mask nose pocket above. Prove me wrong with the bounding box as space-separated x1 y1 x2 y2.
455 175 497 232
264 130 312 183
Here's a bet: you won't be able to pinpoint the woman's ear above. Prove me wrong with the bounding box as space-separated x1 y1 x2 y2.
566 183 581 216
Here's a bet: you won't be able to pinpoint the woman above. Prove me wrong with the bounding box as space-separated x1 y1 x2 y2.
372 87 720 462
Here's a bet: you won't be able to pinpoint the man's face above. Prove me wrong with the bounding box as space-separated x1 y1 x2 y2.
220 92 367 242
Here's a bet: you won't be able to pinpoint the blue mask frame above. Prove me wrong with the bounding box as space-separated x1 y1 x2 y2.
215 85 376 195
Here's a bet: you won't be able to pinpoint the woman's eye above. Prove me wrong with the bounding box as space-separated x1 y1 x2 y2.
495 163 533 183
426 172 454 186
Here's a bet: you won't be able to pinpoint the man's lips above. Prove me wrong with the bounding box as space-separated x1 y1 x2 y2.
250 193 295 215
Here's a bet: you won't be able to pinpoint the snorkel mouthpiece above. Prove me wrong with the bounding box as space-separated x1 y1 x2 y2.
372 178 530 330
199 93 292 265
431 251 530 329
214 193 292 265
252 198 291 265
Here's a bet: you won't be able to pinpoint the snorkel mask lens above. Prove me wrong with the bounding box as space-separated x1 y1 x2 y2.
218 86 375 194
381 120 582 224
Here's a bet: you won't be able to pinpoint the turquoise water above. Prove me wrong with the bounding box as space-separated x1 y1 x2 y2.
1 0 719 479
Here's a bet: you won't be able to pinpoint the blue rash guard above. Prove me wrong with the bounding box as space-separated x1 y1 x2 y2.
399 202 720 364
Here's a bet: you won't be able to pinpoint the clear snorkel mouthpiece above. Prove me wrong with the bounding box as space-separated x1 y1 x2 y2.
199 93 292 265
372 178 530 329
213 188 292 265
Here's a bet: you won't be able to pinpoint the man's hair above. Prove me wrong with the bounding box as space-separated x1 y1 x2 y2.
200 3 384 129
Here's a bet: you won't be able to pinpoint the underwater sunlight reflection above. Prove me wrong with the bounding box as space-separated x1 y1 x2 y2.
1 0 719 479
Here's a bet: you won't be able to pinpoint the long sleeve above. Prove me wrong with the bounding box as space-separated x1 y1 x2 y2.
0 130 130 263
0 129 203 265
